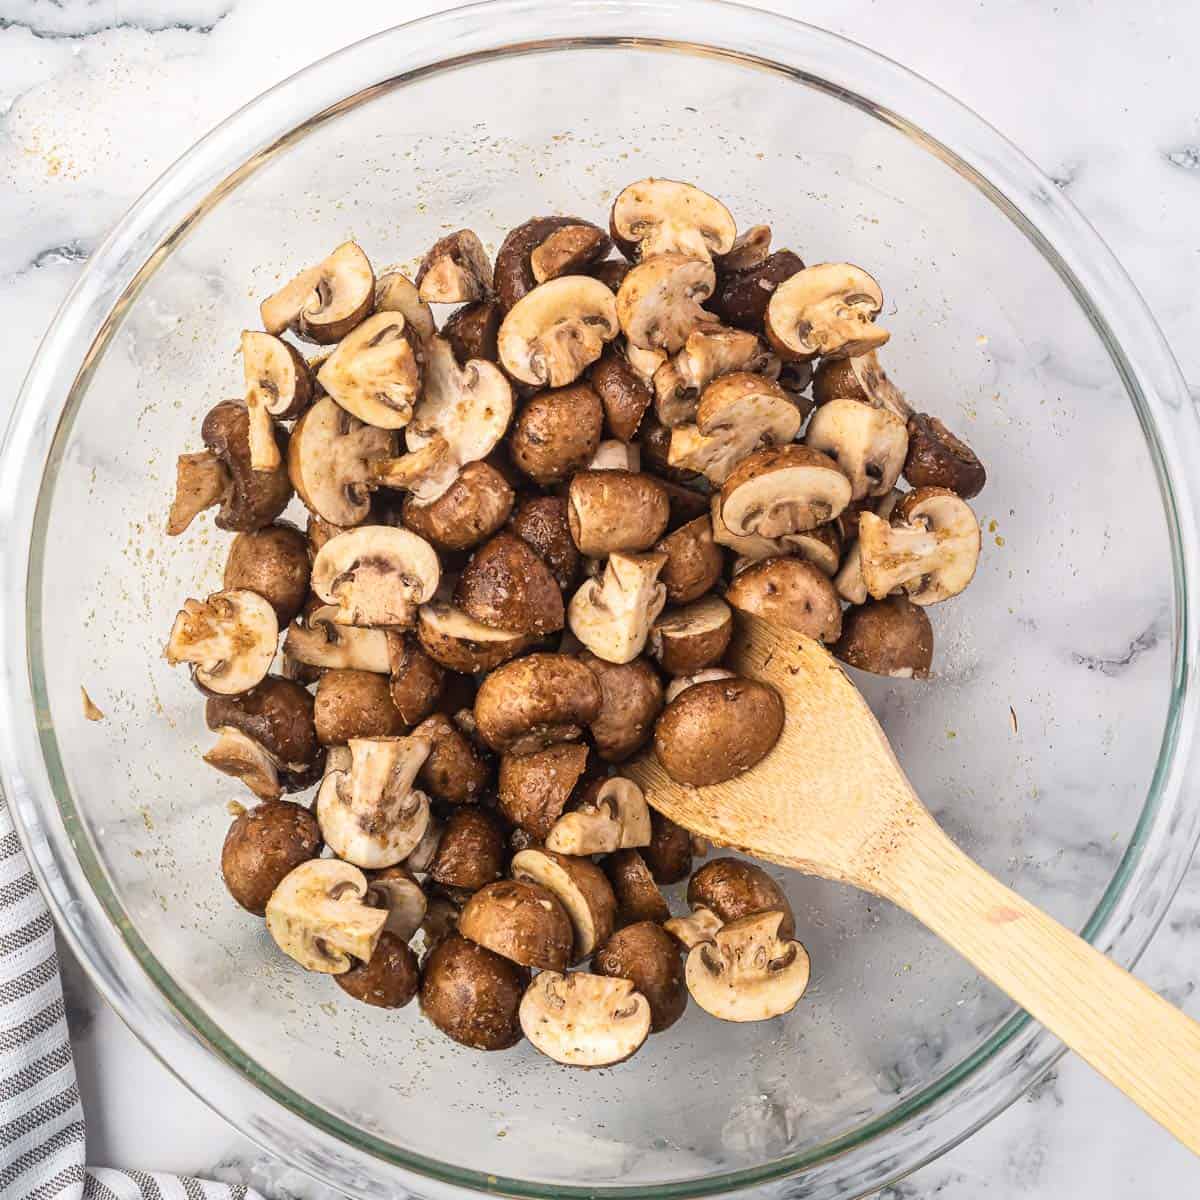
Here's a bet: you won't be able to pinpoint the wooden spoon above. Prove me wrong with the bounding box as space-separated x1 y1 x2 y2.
627 615 1200 1153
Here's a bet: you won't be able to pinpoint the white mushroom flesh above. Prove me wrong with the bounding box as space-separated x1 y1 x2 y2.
664 668 736 704
511 849 603 960
167 451 229 536
367 872 429 941
520 971 651 1067
402 815 444 875
805 397 908 501
311 526 440 627
417 230 492 304
588 440 641 472
284 604 392 672
653 325 771 427
203 726 281 801
624 341 668 382
545 777 651 856
766 262 888 359
611 179 736 262
164 590 278 695
317 312 422 431
664 906 724 949
616 254 716 354
850 350 912 419
260 242 373 341
375 271 436 343
720 456 853 538
567 551 667 664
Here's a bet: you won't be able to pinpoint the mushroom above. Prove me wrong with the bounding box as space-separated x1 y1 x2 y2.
833 595 934 678
652 324 773 428
664 667 736 704
708 249 806 333
664 907 724 950
577 652 664 762
654 677 785 787
805 397 908 502
165 589 277 695
315 312 422 431
220 799 322 915
858 486 981 604
420 933 528 1049
588 440 641 472
511 848 617 962
589 346 653 442
786 523 843 577
375 271 436 343
567 470 670 558
667 373 802 485
688 858 796 940
810 350 909 412
453 531 565 636
719 444 852 537
715 224 772 274
416 602 534 673
520 971 651 1067
428 807 506 894
509 383 604 484
603 850 670 926
265 859 387 974
442 298 502 364
648 594 733 675
643 809 693 883
399 460 513 554
765 262 888 361
241 331 314 471
260 242 374 344
590 257 631 292
167 402 292 536
593 922 687 1032
335 931 420 1008
223 522 310 626
386 632 444 725
495 216 612 310
625 341 670 383
402 816 444 877
904 412 987 499
473 653 602 754
316 735 432 869
610 178 736 263
459 880 573 970
567 551 668 665
284 604 392 674
508 494 580 592
311 525 440 628
205 676 323 798
544 776 651 856
314 668 405 745
416 230 493 304
412 712 492 805
616 254 716 353
685 911 810 1022
365 865 428 940
371 336 513 503
833 489 903 605
725 557 843 644
497 276 619 387
498 742 590 839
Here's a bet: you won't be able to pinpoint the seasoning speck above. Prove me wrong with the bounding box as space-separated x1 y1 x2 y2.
81 687 104 722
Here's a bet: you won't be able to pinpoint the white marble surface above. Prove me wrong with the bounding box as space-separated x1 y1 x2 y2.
3 0 1200 1195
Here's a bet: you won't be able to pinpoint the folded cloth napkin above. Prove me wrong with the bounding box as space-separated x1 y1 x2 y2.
1 794 265 1200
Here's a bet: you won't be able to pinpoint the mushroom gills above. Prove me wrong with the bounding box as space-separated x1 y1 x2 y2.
519 971 651 1067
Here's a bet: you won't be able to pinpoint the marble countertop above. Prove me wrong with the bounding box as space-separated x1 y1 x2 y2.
3 0 1199 1196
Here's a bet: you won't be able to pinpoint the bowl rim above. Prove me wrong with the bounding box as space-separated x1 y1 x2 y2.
3 2 1199 1197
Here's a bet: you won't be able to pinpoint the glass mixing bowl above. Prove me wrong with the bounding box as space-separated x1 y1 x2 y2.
3 2 1199 1197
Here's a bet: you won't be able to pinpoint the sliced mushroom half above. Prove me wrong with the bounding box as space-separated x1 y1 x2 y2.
165 589 278 695
649 594 734 675
241 331 313 471
544 776 651 856
375 271 436 343
497 276 619 388
833 489 903 605
567 551 668 665
765 263 888 361
719 444 852 538
616 254 716 354
416 230 493 304
726 556 843 644
495 216 612 311
265 859 387 974
511 848 617 962
366 865 429 941
317 312 423 431
311 526 440 627
416 602 533 673
284 603 392 673
805 397 908 501
520 971 651 1067
653 324 773 428
664 906 724 950
664 667 735 705
610 179 736 263
260 242 375 344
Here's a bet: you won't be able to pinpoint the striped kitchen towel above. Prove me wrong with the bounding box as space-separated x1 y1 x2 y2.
1 794 266 1200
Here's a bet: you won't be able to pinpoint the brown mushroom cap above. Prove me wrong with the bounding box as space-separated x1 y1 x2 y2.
833 595 934 679
427 807 506 894
649 594 733 675
589 346 654 442
725 557 843 644
260 241 375 344
416 602 534 673
335 931 420 1008
416 229 493 304
593 921 687 1032
205 675 321 780
412 712 492 804
715 223 773 275
442 298 502 365
459 879 573 970
904 412 987 499
616 253 716 354
642 810 694 884
313 669 406 746
509 383 604 485
567 470 670 558
194 401 292 533
578 652 664 763
511 848 617 962
473 653 602 754
400 461 514 553
610 179 736 263
603 850 670 926
508 494 580 592
495 216 611 311
806 397 908 502
720 443 852 538
688 858 795 940
386 632 445 725
654 677 785 787
453 531 565 636
420 933 528 1050
498 742 590 839
220 800 322 915
655 514 723 605
708 249 806 333
165 589 278 696
765 263 889 361
223 523 310 626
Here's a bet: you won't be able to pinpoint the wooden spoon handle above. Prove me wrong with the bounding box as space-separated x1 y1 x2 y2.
884 820 1200 1154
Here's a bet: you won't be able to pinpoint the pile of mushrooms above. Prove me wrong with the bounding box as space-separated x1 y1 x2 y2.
164 177 986 1065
